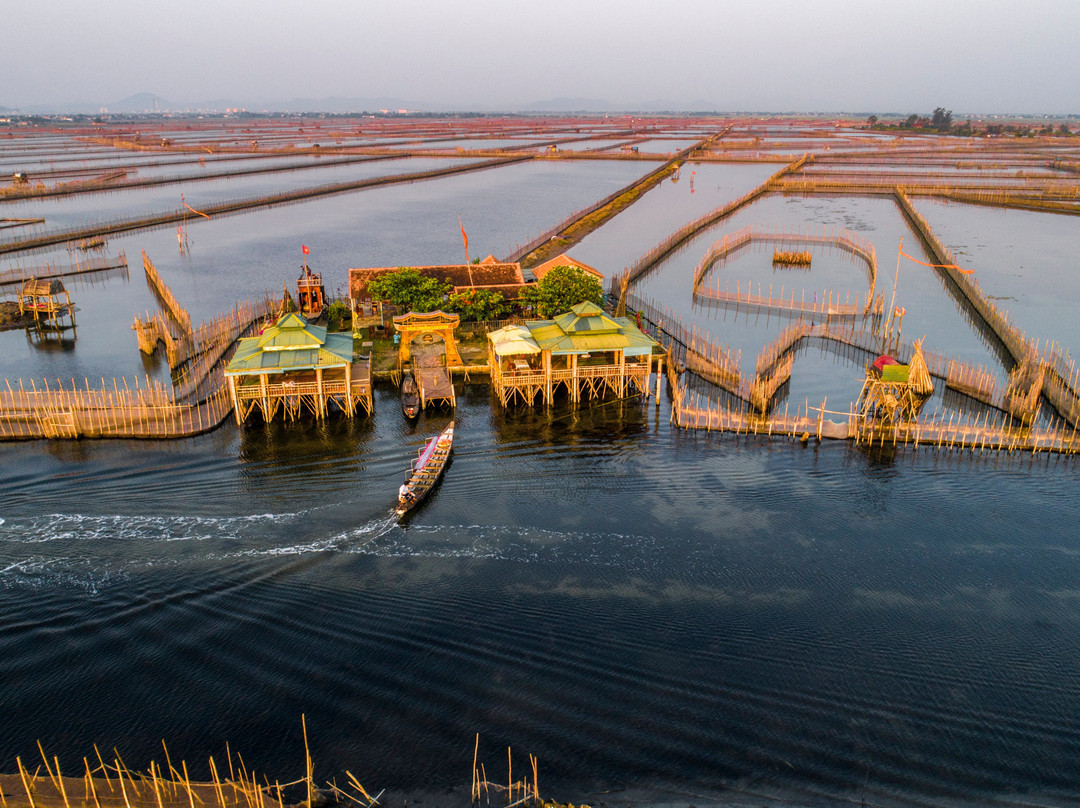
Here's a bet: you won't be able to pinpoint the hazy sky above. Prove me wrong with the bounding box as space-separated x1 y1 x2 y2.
5 0 1078 113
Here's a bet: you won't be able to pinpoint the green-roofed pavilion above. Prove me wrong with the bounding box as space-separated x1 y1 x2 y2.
488 300 665 407
224 312 372 424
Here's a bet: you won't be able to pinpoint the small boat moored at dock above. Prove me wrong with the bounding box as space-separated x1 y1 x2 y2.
396 421 454 516
401 366 420 419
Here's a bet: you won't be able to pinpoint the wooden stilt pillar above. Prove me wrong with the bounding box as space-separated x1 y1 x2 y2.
228 376 241 425
260 374 270 422
344 362 354 416
316 367 325 418
544 351 552 406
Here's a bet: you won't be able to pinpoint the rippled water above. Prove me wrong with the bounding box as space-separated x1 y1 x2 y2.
4 135 1080 807
3 387 1080 807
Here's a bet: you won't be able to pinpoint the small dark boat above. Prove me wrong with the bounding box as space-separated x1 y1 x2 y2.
396 421 454 517
401 367 420 419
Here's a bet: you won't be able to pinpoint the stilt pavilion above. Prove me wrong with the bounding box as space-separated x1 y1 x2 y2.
488 301 664 407
18 278 77 328
224 312 372 425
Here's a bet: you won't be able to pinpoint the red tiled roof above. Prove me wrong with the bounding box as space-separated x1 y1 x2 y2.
531 254 604 281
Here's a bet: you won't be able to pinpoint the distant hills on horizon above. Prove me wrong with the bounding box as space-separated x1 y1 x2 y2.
2 93 1075 119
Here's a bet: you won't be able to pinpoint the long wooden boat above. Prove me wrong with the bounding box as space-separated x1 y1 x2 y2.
396 421 454 516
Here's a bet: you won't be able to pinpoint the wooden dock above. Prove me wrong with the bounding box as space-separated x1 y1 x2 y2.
413 344 456 408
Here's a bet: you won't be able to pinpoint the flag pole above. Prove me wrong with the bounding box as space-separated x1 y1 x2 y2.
887 237 902 338
459 215 469 265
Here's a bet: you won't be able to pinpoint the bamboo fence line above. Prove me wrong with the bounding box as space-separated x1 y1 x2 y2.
894 187 1080 425
670 366 1080 454
691 225 877 298
616 154 810 292
625 292 741 382
777 176 1080 202
0 376 232 440
172 296 276 403
693 275 883 319
503 129 728 266
133 311 191 368
0 252 128 287
636 297 1076 448
936 189 1080 215
0 157 533 256
142 251 192 334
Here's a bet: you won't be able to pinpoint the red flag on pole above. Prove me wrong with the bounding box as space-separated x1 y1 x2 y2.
459 216 469 264
301 245 309 255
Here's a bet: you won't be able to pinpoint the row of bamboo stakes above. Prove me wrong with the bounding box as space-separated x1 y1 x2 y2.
0 253 129 288
141 252 191 334
2 719 391 808
618 155 810 290
618 172 1080 438
2 731 544 808
636 291 1080 452
0 376 233 440
896 188 1080 425
470 736 541 808
695 276 882 319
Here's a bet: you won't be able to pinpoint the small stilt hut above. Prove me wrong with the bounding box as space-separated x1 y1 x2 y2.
18 278 76 327
857 339 934 426
224 312 371 424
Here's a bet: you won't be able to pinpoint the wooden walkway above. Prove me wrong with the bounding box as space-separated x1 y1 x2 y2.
414 344 456 408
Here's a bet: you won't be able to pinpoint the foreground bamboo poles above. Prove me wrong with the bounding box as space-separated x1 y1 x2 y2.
2 729 553 808
1 721 387 808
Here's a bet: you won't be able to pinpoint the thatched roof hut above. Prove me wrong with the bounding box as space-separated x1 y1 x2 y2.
907 339 934 396
20 278 67 297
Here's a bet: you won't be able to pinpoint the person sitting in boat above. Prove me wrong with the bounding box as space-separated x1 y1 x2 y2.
398 483 415 503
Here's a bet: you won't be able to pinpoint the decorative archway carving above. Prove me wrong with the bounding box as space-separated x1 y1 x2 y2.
392 310 462 366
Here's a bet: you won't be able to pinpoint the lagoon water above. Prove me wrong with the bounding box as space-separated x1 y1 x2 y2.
3 136 1080 807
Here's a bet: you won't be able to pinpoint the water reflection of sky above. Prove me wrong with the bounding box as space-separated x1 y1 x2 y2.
915 198 1080 361
1 158 649 383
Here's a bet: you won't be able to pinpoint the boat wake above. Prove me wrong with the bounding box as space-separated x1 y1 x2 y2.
0 510 402 592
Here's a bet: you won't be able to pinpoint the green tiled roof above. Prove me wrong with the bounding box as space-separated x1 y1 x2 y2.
524 305 660 356
226 313 353 375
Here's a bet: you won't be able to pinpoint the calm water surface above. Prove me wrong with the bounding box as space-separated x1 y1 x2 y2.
3 138 1080 807
3 391 1080 807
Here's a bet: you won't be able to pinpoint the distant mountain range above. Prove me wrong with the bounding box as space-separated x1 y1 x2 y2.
1 92 738 116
